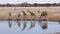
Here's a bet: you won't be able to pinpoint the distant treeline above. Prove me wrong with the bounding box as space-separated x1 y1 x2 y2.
0 2 60 7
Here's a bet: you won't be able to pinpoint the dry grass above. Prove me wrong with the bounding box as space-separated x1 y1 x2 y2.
0 7 60 21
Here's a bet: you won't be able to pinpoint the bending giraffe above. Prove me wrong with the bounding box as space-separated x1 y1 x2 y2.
21 11 27 31
39 11 48 30
27 10 36 30
39 11 48 21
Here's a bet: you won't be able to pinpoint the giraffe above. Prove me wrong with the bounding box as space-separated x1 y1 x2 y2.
27 10 36 30
39 11 48 30
21 11 27 31
17 13 21 27
13 7 21 27
39 11 48 21
8 12 12 28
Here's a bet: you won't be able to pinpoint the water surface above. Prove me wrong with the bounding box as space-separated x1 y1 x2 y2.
0 21 60 34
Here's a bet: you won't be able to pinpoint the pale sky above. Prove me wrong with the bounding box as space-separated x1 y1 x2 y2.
0 0 60 4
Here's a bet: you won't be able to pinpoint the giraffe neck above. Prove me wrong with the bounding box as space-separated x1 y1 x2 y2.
22 11 26 16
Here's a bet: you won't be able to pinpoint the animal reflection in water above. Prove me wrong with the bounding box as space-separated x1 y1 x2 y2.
28 21 36 30
8 12 21 27
16 13 21 27
58 21 60 25
39 11 48 30
8 11 48 30
8 12 12 28
21 11 27 31
39 21 48 30
27 10 36 30
8 19 12 28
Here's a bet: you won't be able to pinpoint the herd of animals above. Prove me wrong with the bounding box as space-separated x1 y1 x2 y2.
8 10 48 31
